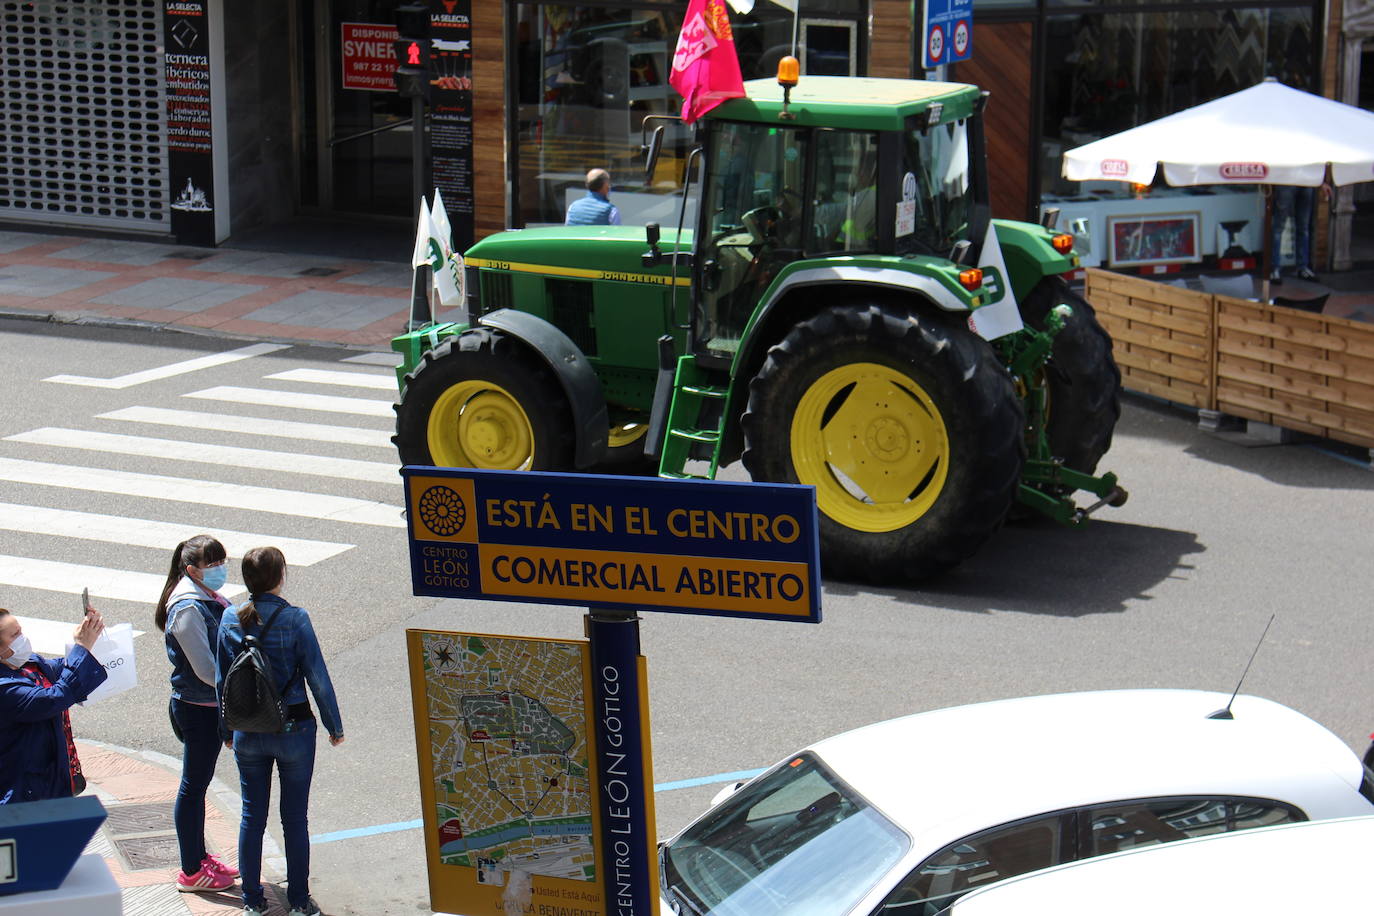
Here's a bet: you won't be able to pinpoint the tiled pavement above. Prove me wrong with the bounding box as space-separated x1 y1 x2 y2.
79 739 297 916
0 230 414 349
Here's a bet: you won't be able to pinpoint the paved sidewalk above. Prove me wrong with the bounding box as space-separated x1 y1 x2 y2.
0 229 413 349
78 738 298 916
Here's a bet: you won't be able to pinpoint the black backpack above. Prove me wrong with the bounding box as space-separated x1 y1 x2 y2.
221 607 299 734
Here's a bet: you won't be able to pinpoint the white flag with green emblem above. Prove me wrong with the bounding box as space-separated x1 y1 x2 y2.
411 191 465 308
969 221 1024 341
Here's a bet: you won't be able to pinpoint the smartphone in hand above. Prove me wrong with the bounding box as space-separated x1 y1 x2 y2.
81 587 94 615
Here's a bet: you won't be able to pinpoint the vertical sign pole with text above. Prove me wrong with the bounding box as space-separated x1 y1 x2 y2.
586 607 657 916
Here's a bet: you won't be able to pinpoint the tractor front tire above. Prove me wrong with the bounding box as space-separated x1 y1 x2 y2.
393 329 572 471
741 303 1025 583
1020 276 1121 475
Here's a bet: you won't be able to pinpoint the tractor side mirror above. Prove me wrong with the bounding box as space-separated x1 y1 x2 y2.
643 125 665 184
642 222 662 267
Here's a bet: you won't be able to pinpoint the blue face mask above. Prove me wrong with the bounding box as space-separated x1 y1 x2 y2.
199 563 228 593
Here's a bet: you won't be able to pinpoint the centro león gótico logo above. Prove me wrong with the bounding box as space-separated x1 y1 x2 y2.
418 485 467 537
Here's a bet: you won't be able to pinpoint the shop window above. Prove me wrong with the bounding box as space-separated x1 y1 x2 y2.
512 3 862 228
1038 7 1314 268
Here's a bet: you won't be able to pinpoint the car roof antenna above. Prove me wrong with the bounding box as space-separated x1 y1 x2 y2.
1208 613 1276 720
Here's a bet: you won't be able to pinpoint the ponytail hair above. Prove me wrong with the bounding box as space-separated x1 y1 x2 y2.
239 546 286 627
155 536 227 631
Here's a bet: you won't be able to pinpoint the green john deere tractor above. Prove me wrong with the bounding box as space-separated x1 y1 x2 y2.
391 75 1126 583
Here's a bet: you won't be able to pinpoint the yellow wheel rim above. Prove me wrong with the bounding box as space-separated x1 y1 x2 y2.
608 422 649 449
790 362 950 533
427 380 535 470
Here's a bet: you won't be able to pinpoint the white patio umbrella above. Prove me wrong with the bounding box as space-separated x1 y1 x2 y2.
1062 79 1374 297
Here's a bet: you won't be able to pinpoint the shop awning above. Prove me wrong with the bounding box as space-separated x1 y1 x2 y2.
1062 79 1374 188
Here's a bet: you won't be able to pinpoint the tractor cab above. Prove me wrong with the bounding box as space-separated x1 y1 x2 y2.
670 77 989 365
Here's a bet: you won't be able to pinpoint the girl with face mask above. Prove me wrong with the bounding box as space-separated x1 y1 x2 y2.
0 605 107 804
154 535 240 894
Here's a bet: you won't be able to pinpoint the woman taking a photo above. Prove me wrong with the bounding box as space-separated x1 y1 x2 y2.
0 606 107 804
216 546 343 916
155 535 240 893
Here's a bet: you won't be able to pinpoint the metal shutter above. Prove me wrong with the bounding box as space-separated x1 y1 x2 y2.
0 0 171 233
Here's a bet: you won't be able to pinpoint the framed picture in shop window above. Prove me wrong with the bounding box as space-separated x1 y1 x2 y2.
1106 211 1202 268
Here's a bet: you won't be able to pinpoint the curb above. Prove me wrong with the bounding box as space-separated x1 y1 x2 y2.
0 305 394 353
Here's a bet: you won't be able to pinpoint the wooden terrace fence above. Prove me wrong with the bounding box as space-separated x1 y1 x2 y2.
1084 268 1374 450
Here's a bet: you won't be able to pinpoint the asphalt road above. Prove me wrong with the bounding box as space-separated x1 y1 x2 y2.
3 315 1373 915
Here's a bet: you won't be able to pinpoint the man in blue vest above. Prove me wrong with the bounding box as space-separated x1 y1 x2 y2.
566 169 622 226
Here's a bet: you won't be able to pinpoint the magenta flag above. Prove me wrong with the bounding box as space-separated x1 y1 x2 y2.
669 0 746 124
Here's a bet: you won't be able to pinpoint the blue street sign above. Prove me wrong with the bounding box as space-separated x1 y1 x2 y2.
923 0 973 68
402 466 822 623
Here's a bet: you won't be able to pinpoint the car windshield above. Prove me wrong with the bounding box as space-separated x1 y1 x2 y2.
660 753 909 916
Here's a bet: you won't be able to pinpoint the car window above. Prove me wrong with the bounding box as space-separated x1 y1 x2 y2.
876 813 1067 914
1084 796 1303 856
661 753 909 916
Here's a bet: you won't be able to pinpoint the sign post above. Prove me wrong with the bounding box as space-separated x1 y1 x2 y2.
585 607 655 916
402 466 820 916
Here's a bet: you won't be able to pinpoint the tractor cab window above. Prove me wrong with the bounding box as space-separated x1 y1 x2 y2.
696 121 808 356
811 130 880 253
896 118 974 259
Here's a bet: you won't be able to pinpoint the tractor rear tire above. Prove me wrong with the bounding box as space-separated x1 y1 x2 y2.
393 329 573 471
741 303 1025 583
1020 276 1121 475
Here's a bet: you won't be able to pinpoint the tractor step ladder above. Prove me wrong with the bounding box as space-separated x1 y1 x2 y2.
657 356 729 480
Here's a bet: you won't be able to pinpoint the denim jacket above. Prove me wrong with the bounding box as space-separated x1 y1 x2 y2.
215 594 343 739
164 577 226 704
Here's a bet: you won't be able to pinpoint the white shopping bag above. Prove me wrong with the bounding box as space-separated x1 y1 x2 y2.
65 623 137 703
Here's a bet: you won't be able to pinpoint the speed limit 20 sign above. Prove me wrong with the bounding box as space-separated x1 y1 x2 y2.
923 0 973 68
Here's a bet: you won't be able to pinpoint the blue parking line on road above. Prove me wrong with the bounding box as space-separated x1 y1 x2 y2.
650 767 766 793
308 767 768 845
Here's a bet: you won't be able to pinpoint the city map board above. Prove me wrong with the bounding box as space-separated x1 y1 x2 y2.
408 629 654 916
402 466 821 623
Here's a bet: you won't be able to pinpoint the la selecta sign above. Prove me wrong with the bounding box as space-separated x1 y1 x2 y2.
924 0 973 68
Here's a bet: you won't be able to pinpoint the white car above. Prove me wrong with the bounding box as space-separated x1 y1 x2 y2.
658 689 1374 916
943 814 1374 915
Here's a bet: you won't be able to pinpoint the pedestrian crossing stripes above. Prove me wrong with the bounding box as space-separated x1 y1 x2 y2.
185 386 394 417
0 555 247 603
96 406 394 449
0 502 352 566
341 352 402 366
7 427 401 484
264 368 396 390
3 348 408 617
44 343 289 389
14 615 148 658
0 457 404 527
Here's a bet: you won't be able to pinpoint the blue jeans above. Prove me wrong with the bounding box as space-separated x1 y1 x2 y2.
171 699 222 876
234 720 317 910
1272 185 1314 271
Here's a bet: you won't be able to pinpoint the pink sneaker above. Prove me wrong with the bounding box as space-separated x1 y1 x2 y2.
176 863 235 893
203 853 240 878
